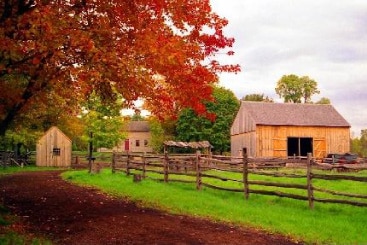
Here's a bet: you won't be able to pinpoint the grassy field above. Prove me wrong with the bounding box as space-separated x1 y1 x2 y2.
62 168 367 244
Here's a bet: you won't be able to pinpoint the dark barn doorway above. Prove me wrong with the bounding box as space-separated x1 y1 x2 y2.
287 137 313 157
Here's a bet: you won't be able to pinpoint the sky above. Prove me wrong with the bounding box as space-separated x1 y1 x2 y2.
210 0 367 137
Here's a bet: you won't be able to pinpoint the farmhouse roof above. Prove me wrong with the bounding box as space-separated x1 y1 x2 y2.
127 121 150 132
239 101 350 127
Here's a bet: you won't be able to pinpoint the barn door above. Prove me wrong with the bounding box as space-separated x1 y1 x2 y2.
273 138 287 157
313 138 326 159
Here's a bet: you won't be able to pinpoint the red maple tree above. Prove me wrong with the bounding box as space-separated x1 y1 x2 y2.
0 0 240 135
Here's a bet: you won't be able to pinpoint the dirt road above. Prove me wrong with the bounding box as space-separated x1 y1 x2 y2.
0 171 300 244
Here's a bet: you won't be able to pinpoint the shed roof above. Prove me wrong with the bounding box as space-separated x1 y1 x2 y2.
38 126 71 143
127 121 150 132
164 140 212 149
239 101 350 127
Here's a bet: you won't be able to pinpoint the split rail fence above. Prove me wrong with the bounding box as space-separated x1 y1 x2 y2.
111 151 367 209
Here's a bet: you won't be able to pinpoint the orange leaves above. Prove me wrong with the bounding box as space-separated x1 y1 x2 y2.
32 57 40 65
0 0 240 134
86 40 95 52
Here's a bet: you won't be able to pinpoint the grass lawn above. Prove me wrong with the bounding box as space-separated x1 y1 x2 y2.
62 168 367 244
0 166 57 175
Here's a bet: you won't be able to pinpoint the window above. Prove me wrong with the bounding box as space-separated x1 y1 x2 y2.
53 148 61 156
135 140 140 147
144 139 148 146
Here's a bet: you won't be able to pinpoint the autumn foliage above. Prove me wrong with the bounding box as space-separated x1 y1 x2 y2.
0 0 240 135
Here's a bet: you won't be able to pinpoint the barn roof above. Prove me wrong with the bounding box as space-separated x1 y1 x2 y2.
127 121 150 132
239 101 350 127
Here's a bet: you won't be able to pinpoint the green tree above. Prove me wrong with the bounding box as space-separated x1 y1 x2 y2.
131 109 145 121
350 138 362 156
242 93 273 102
360 129 367 157
149 119 166 153
275 74 320 103
351 129 367 157
316 97 331 104
300 76 320 103
0 127 42 152
81 93 126 150
176 86 239 154
148 117 176 153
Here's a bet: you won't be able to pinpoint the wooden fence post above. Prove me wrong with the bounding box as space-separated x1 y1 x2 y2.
88 132 94 174
112 151 116 174
142 152 146 179
75 156 80 165
164 150 169 182
243 149 249 200
196 150 202 190
307 152 314 209
126 151 131 176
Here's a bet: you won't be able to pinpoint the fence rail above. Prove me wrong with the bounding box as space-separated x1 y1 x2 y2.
111 151 367 209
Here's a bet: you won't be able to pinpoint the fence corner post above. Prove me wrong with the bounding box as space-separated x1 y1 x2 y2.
307 152 314 209
242 149 249 200
196 150 202 190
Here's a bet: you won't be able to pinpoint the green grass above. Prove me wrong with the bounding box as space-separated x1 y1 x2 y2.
62 168 367 244
0 166 59 175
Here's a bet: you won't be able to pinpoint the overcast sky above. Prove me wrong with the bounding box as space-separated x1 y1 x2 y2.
210 0 367 137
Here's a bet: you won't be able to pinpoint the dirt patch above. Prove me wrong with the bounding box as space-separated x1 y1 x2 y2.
0 171 300 244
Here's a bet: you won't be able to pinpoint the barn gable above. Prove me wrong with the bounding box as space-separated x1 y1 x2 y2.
231 102 351 159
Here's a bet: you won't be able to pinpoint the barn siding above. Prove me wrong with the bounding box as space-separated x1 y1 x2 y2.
231 131 256 157
325 127 350 154
231 105 257 156
230 104 256 136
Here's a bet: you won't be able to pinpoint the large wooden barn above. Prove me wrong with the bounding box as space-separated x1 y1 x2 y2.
36 126 72 167
230 102 351 159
